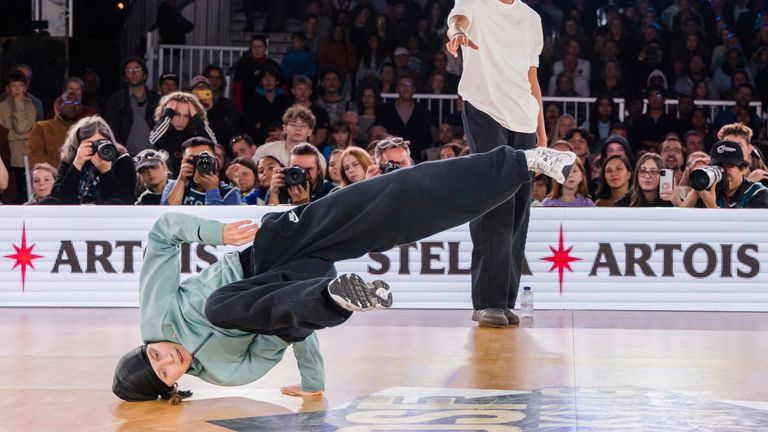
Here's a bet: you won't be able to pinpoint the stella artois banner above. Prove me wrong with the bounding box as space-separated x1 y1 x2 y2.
1 206 766 311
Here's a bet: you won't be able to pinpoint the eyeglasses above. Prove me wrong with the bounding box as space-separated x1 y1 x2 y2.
125 67 143 74
376 137 410 150
62 100 81 106
399 82 416 88
638 168 660 177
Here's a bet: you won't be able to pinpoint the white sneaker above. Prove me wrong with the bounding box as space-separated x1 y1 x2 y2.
328 273 393 312
525 148 577 184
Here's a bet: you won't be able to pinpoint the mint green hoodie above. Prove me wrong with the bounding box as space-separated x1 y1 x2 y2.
140 213 324 391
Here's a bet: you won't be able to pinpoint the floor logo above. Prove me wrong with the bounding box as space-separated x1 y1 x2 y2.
4 222 43 291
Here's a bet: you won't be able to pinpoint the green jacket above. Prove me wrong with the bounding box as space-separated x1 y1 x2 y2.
140 213 325 391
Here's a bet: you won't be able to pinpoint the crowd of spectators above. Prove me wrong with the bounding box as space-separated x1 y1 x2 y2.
1 0 768 209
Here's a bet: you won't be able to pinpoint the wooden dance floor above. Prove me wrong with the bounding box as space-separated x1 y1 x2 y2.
2 308 768 431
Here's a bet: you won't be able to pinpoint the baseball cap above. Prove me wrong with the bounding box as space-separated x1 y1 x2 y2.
133 149 168 170
159 73 179 85
709 140 745 167
189 75 211 89
394 47 409 56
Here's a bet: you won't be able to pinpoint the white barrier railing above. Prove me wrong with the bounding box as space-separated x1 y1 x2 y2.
381 94 766 130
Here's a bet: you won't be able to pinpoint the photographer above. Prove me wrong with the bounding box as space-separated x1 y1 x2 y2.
161 137 240 206
365 136 413 179
50 116 137 204
149 92 217 178
266 143 336 205
684 140 768 209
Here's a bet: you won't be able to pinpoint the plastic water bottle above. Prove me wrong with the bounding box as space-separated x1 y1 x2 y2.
520 286 534 318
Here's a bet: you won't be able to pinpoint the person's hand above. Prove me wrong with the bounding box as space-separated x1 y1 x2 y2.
222 220 259 246
747 168 768 183
178 157 195 181
697 182 718 208
193 171 220 191
73 141 95 170
10 86 26 102
188 102 199 118
91 152 113 174
280 384 324 398
226 164 241 184
287 181 310 204
270 168 286 193
446 32 478 58
166 99 178 112
365 164 382 179
663 182 683 206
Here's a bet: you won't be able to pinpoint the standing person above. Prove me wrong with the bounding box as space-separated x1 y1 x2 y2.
104 58 161 156
0 70 36 203
447 0 547 327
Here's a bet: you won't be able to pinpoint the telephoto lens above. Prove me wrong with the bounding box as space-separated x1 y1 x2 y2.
92 139 118 162
689 166 724 191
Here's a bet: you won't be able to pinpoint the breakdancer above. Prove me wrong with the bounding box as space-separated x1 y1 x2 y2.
112 142 576 403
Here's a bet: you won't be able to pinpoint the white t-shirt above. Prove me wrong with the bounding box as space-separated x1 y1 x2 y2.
252 140 293 167
448 0 543 133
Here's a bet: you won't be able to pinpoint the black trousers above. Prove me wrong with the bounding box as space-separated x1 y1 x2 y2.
463 101 536 311
205 146 531 339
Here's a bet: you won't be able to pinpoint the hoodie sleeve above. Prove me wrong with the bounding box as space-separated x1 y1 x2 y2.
292 333 325 392
139 213 224 336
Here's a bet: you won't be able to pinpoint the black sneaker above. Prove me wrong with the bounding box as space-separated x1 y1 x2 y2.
328 273 393 312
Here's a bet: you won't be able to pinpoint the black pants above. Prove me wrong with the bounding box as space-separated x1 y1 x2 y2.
463 101 536 311
205 146 531 339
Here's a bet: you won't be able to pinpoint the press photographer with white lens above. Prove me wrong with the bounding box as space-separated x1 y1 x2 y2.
161 137 240 206
49 115 137 204
685 140 768 209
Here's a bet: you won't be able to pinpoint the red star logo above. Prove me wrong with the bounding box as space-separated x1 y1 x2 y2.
4 222 43 291
542 224 581 294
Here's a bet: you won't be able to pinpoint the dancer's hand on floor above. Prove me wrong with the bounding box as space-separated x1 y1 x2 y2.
222 220 259 246
280 384 324 397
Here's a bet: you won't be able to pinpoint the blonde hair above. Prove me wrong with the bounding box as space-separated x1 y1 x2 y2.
32 162 57 177
60 115 118 163
340 147 374 185
153 91 208 122
717 122 753 143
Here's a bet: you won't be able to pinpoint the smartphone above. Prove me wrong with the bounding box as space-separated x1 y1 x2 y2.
659 169 674 194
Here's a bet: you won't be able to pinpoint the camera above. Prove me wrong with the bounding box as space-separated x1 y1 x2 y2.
282 166 308 187
91 139 117 162
380 161 401 174
191 151 217 175
690 165 724 191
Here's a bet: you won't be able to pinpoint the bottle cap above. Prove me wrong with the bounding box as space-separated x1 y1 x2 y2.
523 286 531 291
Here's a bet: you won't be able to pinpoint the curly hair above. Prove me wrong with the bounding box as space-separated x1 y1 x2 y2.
153 91 208 123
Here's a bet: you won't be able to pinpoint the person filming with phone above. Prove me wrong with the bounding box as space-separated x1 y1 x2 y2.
682 140 768 209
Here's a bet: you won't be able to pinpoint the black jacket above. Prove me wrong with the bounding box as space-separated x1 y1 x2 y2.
378 102 433 163
149 108 217 178
104 87 160 146
51 153 137 204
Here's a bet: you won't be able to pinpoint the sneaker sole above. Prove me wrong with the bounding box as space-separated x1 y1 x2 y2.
329 274 392 312
471 312 508 328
